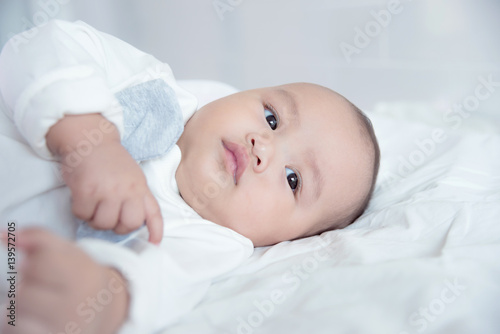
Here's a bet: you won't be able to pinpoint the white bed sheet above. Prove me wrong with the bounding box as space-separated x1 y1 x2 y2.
167 81 500 334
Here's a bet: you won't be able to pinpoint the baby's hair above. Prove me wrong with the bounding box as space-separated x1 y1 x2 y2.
337 103 380 227
304 96 380 238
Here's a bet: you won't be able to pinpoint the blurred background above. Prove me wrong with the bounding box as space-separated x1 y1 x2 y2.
1 0 499 119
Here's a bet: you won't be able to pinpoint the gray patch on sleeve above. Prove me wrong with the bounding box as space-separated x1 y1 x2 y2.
116 79 184 161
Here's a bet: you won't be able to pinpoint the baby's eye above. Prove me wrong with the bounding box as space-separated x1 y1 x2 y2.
264 108 278 130
286 167 299 193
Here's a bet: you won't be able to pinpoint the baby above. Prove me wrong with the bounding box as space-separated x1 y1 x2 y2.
0 20 379 334
175 82 380 246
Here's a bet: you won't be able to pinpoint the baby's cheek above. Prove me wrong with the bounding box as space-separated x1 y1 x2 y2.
223 194 262 225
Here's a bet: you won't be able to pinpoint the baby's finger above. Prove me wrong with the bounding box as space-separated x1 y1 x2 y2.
71 191 99 221
144 194 163 244
15 228 65 254
114 198 144 235
89 199 121 230
0 230 8 243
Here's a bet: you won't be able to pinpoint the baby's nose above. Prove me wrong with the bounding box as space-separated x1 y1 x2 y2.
246 132 274 173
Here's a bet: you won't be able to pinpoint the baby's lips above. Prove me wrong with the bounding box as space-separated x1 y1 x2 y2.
222 141 238 183
234 145 250 184
223 140 250 184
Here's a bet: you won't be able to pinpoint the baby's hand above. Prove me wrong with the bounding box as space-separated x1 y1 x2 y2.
2 228 129 334
62 136 163 242
47 114 163 244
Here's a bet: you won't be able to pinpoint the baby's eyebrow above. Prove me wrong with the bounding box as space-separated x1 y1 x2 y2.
275 88 299 125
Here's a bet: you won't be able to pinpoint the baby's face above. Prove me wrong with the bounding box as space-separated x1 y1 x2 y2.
176 83 371 247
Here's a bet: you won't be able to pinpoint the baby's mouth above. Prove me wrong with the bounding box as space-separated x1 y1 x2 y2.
222 140 249 184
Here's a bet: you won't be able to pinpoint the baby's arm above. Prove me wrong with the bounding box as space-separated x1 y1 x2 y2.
1 214 252 333
46 113 163 243
2 228 129 334
0 20 178 242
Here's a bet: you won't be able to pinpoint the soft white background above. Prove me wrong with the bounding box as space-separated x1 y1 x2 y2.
1 0 499 118
1 2 499 333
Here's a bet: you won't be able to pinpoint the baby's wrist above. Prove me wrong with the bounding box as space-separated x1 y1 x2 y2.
46 113 120 159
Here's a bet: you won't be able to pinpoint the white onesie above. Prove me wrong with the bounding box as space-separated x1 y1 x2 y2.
0 20 253 334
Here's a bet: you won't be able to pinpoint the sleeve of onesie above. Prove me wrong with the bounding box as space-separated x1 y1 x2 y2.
0 19 196 160
77 223 253 334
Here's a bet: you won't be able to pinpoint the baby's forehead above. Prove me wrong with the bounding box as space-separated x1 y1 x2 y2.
281 85 357 126
255 83 364 150
270 84 353 119
275 82 342 100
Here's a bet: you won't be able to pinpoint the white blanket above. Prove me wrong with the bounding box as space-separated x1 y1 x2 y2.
166 81 500 334
1 78 498 334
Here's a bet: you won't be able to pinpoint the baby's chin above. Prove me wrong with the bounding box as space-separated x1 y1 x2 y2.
191 207 257 244
250 235 286 248
196 210 297 247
